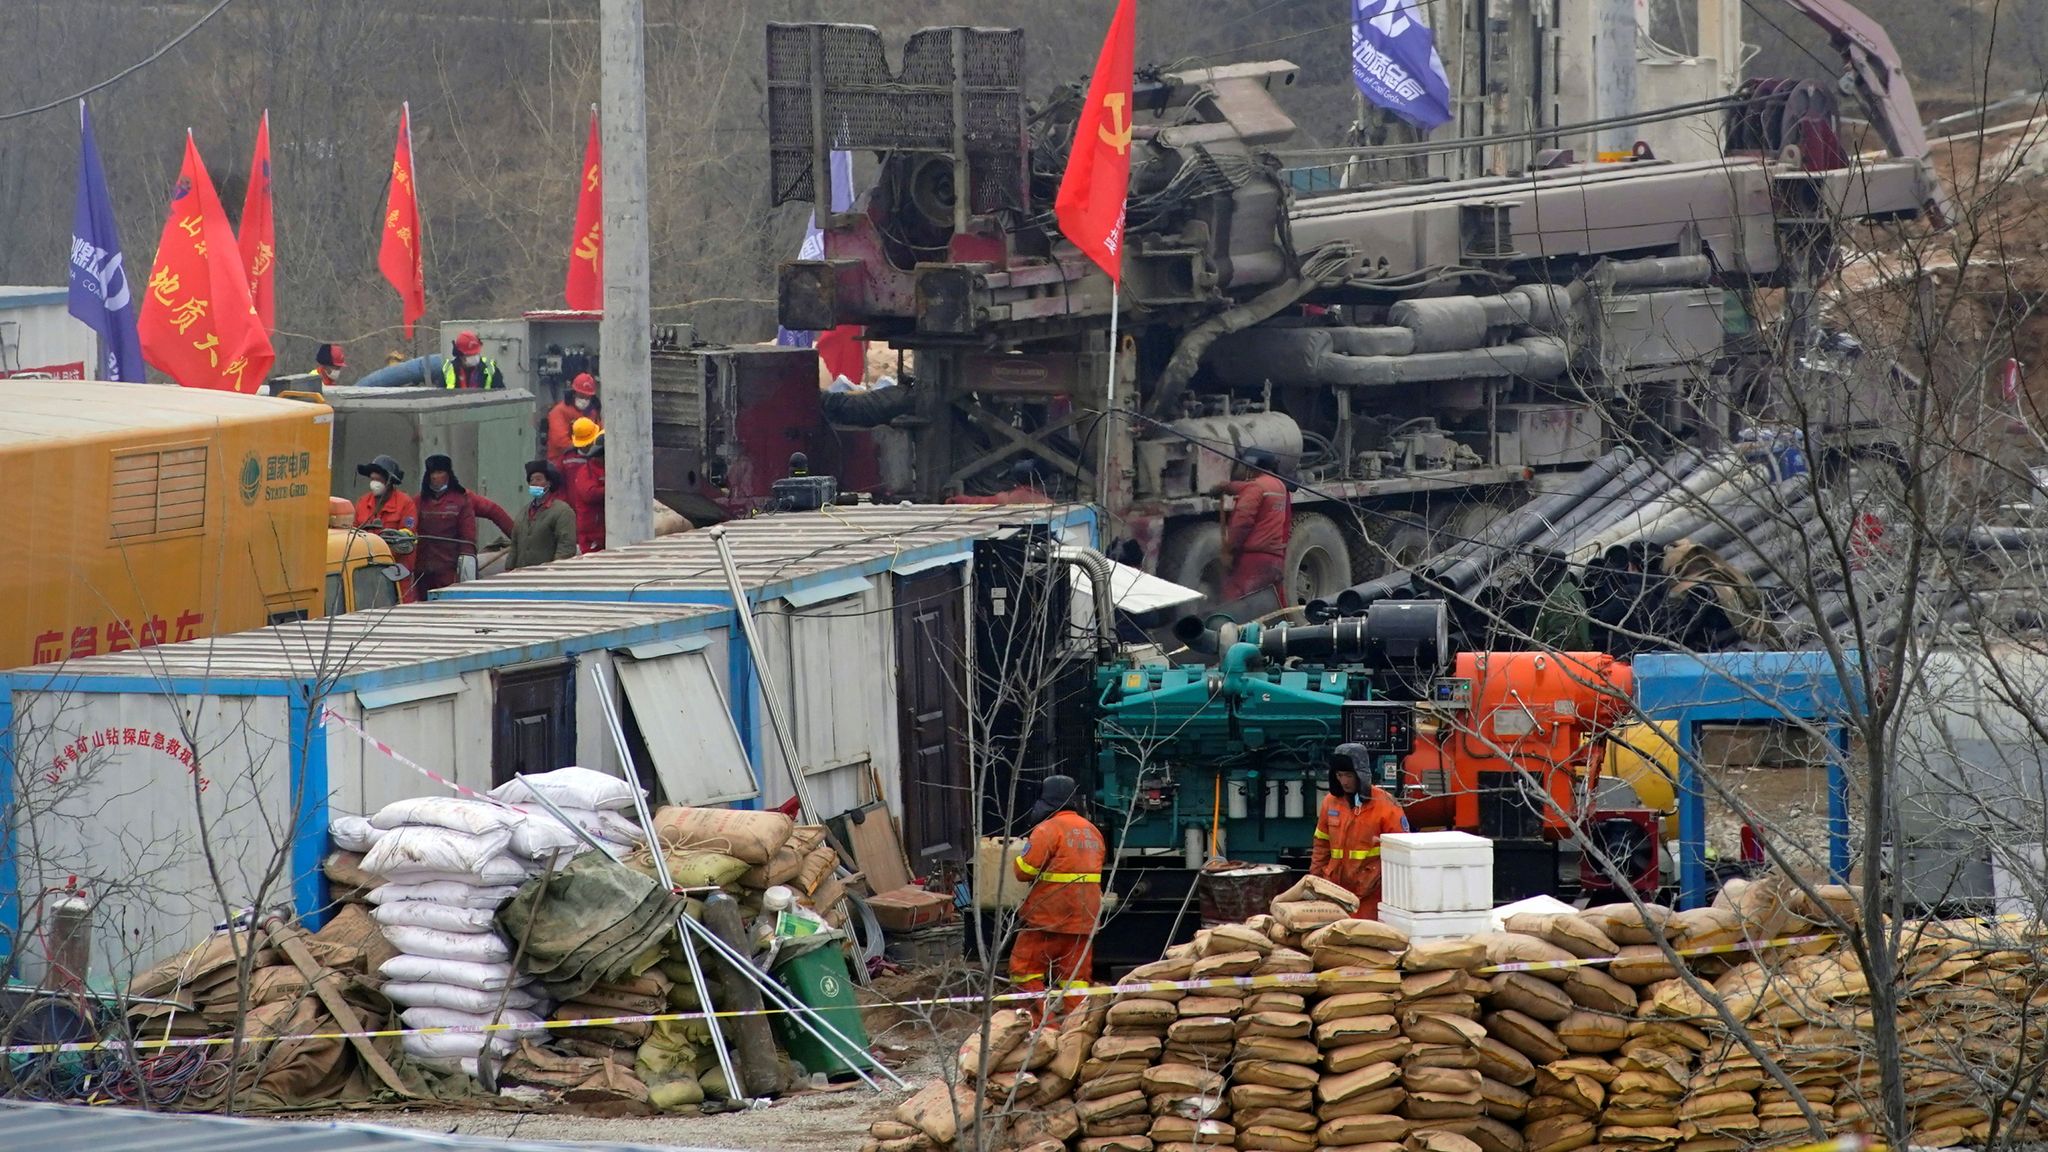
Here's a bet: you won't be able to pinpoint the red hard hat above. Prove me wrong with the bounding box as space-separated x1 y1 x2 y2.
570 372 598 397
454 331 483 355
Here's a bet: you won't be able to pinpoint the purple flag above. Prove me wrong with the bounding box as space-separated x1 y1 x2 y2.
68 101 144 381
777 150 855 348
1351 0 1454 131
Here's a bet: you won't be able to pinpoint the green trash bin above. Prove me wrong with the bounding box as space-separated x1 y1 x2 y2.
769 933 876 1079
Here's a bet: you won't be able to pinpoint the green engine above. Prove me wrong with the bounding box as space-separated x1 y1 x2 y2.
1093 620 1389 865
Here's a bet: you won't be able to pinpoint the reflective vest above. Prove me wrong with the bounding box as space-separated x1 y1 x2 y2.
1312 786 1409 916
443 359 504 390
1013 809 1105 934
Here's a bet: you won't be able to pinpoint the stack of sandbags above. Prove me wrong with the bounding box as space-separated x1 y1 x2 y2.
1225 933 1320 1152
1392 936 1500 1152
862 1006 1097 1152
1266 874 1359 949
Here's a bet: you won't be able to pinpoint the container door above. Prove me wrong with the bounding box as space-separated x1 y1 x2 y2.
894 564 969 868
493 663 574 787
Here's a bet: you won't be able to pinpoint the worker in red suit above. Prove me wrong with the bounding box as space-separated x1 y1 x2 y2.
1312 743 1411 920
546 373 601 466
1219 449 1292 604
412 454 479 598
948 458 1051 506
561 419 608 553
352 454 421 602
1011 775 1104 1022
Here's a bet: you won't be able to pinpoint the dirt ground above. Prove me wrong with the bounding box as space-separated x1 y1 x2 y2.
288 967 989 1151
1704 761 1866 882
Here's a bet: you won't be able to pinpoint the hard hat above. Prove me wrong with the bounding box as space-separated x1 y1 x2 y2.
570 372 598 397
571 417 602 449
317 343 346 369
454 331 483 356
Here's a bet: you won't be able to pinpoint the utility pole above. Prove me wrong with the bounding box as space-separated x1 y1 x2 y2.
1594 0 1638 158
601 0 654 547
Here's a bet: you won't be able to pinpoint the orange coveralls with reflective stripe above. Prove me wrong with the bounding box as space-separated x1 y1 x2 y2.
1311 786 1409 920
1010 809 1105 1011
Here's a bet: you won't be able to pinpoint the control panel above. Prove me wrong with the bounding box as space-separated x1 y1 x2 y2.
1430 677 1473 710
1339 700 1416 756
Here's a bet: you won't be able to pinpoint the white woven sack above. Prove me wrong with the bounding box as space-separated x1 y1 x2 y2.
371 796 520 836
488 766 640 812
329 815 383 852
504 814 585 861
361 826 514 880
372 901 498 934
399 1006 546 1038
379 954 517 991
381 924 511 964
366 881 521 909
382 980 540 1013
402 1030 514 1059
375 860 535 888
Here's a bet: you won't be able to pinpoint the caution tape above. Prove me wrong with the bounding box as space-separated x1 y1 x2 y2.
0 929 1841 1057
321 707 511 808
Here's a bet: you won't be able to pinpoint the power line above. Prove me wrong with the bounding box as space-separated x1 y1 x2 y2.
0 0 238 122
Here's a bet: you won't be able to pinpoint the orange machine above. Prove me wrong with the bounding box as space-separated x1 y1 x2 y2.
1400 651 1634 838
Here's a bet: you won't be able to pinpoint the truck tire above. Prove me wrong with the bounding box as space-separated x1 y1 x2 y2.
1378 514 1435 575
1285 512 1353 605
1159 521 1224 604
1439 500 1510 553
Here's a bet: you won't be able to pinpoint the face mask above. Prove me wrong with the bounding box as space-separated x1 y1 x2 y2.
573 396 591 410
368 479 387 496
529 485 547 500
430 482 448 495
463 355 480 368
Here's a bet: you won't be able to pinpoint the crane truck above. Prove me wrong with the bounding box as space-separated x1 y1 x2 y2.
770 0 1945 607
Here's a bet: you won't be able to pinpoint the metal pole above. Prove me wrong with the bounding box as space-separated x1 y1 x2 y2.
1098 286 1119 507
1594 0 1638 157
600 0 654 546
709 525 817 822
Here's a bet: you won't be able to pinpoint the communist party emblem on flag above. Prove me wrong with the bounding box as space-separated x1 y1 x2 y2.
565 106 603 311
138 132 275 392
378 103 426 337
1055 0 1136 283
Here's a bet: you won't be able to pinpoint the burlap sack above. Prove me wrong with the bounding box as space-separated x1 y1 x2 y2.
1475 1036 1537 1085
1666 907 1745 952
1275 900 1353 933
1676 1091 1753 1121
1405 1011 1488 1046
1082 1058 1153 1082
1403 1090 1486 1120
1599 1125 1683 1145
1609 945 1680 986
1408 1130 1484 1152
1482 1010 1568 1063
651 806 793 865
1403 969 1480 998
1274 873 1360 912
1238 1010 1314 1039
1091 1034 1164 1062
1162 1042 1232 1067
1308 917 1411 951
1078 1089 1151 1122
1322 967 1407 996
1405 1066 1484 1095
1127 957 1196 983
1469 932 1578 977
1076 1136 1151 1152
1167 1016 1234 1044
1236 1059 1320 1091
1630 1018 1711 1053
1108 999 1178 1031
1236 1034 1319 1064
1322 1114 1411 1146
1318 943 1405 969
1563 966 1637 1014
1150 1115 1236 1141
1612 1069 1684 1098
1179 988 1236 1012
1322 1086 1410 1119
1556 1010 1629 1053
895 1080 981 1144
1404 995 1485 1023
1149 1091 1227 1120
1230 1083 1313 1111
1245 991 1308 1014
1191 950 1264 980
869 1121 920 1142
1143 1063 1225 1097
1479 1076 1530 1120
1205 922 1276 956
1320 1060 1404 1104
1326 1036 1414 1072
1465 1115 1528 1152
1085 1115 1156 1138
1505 913 1618 960
1317 1014 1402 1048
1078 1071 1147 1101
1235 1107 1315 1133
1580 903 1672 947
1550 1056 1620 1084
1488 972 1574 1021
1404 938 1488 972
1524 1116 1597 1152
1238 1123 1317 1152
1405 1042 1482 1070
955 1008 1034 1077
993 1028 1060 1072
1605 1104 1680 1126
1256 948 1315 976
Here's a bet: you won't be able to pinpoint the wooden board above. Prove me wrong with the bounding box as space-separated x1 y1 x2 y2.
841 800 913 894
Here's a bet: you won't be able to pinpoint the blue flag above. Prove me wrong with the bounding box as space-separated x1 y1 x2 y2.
1351 0 1454 131
68 101 144 382
776 149 855 348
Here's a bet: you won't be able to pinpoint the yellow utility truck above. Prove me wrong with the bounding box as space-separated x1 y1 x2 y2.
0 380 397 670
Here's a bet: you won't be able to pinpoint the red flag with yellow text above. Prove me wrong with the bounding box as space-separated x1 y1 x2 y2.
1055 0 1136 283
139 132 275 392
565 107 603 311
237 110 275 333
378 103 426 337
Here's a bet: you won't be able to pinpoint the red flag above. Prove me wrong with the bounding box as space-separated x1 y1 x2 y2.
1055 0 1136 283
378 103 426 337
238 110 275 333
565 106 603 311
139 133 275 392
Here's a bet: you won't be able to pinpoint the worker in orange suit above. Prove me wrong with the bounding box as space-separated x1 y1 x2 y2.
1010 775 1104 1022
1312 743 1410 920
1219 450 1292 603
546 372 601 466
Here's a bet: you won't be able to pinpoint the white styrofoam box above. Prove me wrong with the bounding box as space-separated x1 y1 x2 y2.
1380 904 1495 943
1380 830 1494 914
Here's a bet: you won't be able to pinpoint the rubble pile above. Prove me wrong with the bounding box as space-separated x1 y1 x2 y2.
862 873 2048 1152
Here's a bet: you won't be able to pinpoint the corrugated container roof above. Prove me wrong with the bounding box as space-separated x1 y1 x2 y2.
0 379 323 448
438 502 1092 599
0 1100 735 1152
7 599 721 687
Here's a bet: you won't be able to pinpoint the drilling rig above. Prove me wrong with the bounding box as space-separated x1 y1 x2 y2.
769 0 1944 609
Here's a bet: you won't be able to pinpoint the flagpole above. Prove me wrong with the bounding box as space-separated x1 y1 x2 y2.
1100 284 1119 506
403 101 427 384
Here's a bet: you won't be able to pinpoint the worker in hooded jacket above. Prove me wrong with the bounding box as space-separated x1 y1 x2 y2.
413 454 480 597
1219 449 1292 604
1011 774 1104 1021
1312 743 1410 920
